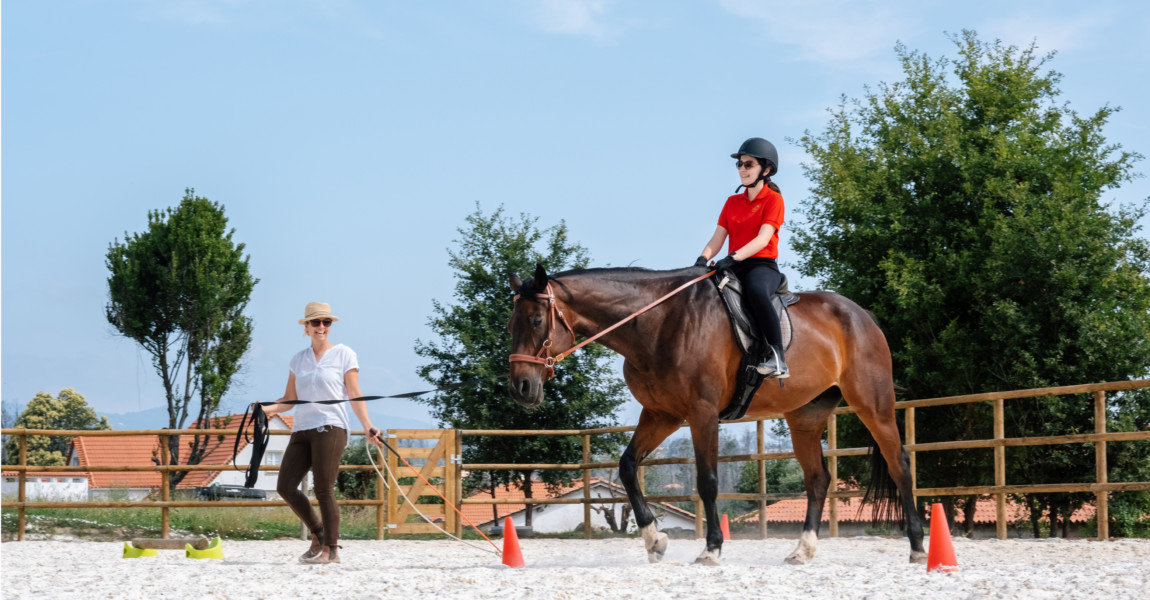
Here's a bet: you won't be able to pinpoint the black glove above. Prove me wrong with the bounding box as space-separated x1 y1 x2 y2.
694 256 708 268
714 253 738 271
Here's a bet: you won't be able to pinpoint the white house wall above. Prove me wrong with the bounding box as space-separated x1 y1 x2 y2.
1 476 89 502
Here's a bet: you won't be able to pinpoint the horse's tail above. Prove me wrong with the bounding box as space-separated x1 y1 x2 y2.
860 435 906 529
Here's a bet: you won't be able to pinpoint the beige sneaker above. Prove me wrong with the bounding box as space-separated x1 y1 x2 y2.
299 529 324 561
300 545 341 564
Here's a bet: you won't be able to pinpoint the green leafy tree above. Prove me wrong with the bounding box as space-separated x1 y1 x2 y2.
3 389 110 466
415 205 629 527
794 31 1150 536
105 189 257 486
337 439 379 501
735 457 804 512
1105 387 1150 537
2 401 20 463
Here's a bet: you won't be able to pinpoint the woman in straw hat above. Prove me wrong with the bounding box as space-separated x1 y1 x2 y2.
262 301 382 564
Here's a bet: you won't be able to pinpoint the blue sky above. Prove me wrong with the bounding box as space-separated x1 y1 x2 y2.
3 0 1149 429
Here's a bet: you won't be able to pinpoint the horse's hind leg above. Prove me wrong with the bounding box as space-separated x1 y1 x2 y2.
781 390 840 565
844 381 927 563
619 409 681 563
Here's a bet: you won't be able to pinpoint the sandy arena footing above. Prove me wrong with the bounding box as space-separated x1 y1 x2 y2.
3 536 1148 599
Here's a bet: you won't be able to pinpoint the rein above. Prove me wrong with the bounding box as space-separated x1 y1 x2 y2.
232 381 477 487
510 269 716 379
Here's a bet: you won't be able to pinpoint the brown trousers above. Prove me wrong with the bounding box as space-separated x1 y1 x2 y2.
277 426 347 546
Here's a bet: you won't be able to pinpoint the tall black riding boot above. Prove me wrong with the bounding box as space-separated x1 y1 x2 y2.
754 344 790 379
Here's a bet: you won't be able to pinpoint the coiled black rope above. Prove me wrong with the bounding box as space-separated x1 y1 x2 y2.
233 402 270 488
232 381 480 488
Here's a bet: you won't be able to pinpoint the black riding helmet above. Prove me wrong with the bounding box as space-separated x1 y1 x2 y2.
731 137 779 178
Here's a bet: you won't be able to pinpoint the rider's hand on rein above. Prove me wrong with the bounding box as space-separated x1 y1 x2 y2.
714 253 737 271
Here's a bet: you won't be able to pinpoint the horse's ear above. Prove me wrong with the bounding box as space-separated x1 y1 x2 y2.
509 273 523 293
534 263 548 289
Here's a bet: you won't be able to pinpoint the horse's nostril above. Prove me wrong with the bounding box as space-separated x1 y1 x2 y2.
518 379 530 396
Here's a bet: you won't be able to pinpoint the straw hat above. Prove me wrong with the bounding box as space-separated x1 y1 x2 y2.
298 302 340 325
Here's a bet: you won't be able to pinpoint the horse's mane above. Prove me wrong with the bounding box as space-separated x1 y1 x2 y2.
518 266 704 299
553 266 699 279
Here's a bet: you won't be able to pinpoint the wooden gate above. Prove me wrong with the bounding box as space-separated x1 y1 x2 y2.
385 429 462 536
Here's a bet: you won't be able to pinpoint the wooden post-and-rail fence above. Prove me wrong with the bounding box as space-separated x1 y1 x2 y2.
3 379 1149 541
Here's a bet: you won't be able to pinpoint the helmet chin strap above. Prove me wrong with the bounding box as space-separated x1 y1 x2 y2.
735 173 772 194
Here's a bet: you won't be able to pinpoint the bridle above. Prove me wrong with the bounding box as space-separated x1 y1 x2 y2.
508 270 716 381
508 283 574 380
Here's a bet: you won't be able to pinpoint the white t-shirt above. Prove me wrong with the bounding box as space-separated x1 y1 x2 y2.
289 344 359 435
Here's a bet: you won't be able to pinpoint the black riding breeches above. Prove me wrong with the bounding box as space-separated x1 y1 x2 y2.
731 258 783 346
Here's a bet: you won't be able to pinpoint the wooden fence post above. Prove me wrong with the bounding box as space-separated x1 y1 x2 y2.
994 398 1006 540
905 406 917 503
454 429 464 537
756 420 767 539
828 413 838 537
1094 391 1109 540
376 439 386 540
160 434 170 538
582 434 592 539
18 433 27 541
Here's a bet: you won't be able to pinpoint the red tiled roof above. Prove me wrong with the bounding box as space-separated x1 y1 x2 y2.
462 479 583 527
951 498 1094 524
735 494 870 524
70 435 164 489
69 414 291 489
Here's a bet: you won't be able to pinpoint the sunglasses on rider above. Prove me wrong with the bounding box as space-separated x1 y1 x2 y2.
308 319 333 327
735 160 759 170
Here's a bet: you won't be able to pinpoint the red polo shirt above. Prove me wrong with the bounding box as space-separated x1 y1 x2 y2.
718 186 785 259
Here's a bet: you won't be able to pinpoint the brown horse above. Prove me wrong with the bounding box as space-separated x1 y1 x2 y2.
508 264 926 566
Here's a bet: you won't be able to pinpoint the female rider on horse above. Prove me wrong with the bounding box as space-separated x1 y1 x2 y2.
695 137 789 379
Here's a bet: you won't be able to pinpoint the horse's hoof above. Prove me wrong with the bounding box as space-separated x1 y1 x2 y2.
784 553 808 565
784 530 817 565
646 535 668 563
910 551 928 564
694 547 721 566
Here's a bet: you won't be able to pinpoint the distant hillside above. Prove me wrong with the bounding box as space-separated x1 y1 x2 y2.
101 406 170 430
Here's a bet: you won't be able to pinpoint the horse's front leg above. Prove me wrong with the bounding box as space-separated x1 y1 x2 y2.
784 426 831 564
690 416 723 566
619 409 681 563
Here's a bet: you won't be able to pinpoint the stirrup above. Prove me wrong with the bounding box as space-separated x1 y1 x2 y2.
754 347 790 379
753 362 788 378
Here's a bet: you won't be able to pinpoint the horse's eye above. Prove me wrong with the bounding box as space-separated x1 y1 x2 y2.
532 318 543 328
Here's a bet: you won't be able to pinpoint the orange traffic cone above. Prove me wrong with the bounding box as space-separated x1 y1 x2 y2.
501 517 525 568
927 502 958 573
720 514 731 541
